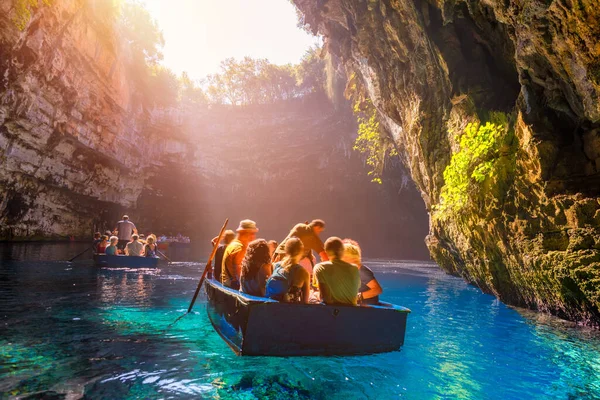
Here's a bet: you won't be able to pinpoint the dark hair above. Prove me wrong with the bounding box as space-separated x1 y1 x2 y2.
309 219 325 229
224 230 236 244
241 239 271 280
94 232 101 239
324 237 344 258
101 235 108 241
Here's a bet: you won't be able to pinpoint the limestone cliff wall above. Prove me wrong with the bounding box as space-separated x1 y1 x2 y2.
293 0 600 324
0 0 154 238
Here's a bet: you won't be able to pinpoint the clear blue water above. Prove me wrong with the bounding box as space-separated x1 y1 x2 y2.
1 243 599 399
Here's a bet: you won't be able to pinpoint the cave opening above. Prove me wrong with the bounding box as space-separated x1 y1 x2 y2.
421 1 521 112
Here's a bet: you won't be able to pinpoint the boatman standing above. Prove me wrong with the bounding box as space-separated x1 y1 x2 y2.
113 215 138 251
274 220 329 277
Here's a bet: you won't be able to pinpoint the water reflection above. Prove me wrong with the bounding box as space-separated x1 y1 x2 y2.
0 242 90 261
97 269 157 307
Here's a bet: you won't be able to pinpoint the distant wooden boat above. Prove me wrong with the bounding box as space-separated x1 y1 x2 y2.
93 254 165 268
205 278 410 356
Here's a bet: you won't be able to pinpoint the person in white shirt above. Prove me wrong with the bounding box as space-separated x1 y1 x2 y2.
125 234 144 257
113 215 138 250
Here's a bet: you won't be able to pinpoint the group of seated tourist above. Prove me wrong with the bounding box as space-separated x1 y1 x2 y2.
94 233 159 257
213 219 383 306
93 218 160 259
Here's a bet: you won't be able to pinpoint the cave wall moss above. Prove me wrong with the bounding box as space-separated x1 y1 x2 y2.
292 0 600 325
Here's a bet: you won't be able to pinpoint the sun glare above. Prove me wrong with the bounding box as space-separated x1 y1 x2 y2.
141 0 321 81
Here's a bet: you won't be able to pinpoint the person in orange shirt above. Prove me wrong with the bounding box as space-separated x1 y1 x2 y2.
221 220 259 290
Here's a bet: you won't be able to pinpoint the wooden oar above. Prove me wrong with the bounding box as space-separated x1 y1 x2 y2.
68 246 94 262
187 218 229 313
168 219 229 328
156 249 172 263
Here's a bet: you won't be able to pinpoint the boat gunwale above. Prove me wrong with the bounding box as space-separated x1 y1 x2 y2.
205 278 411 313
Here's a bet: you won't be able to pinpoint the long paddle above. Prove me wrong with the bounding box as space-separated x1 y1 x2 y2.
168 219 228 329
187 218 229 313
156 249 172 263
68 246 94 262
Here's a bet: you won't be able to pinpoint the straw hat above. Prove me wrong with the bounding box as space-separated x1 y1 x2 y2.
236 219 259 232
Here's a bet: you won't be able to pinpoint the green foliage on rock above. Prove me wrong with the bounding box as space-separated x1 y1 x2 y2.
352 98 398 184
297 46 326 95
145 66 180 108
179 72 206 105
12 0 52 30
346 73 398 184
119 1 165 67
436 116 508 216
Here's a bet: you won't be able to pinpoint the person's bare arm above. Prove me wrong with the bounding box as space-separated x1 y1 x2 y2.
318 283 329 304
313 268 329 303
258 263 272 297
300 268 310 304
362 279 383 300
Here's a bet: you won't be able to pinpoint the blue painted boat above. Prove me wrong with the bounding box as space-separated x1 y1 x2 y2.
93 254 165 268
204 278 410 356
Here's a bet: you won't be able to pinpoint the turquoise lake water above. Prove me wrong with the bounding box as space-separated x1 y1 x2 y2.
1 243 599 399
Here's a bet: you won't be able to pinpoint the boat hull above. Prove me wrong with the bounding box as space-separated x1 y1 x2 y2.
93 254 164 268
205 278 410 356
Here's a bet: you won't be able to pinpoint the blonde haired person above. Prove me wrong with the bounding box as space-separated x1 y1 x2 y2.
105 236 119 256
144 235 158 258
342 239 383 305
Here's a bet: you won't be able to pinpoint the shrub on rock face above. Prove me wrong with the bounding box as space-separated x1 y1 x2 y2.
12 0 52 30
436 119 506 216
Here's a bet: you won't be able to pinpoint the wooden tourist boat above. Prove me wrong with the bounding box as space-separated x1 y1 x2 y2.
93 254 166 268
204 278 410 356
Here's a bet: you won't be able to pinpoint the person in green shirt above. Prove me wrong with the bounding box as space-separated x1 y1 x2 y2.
313 237 360 306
